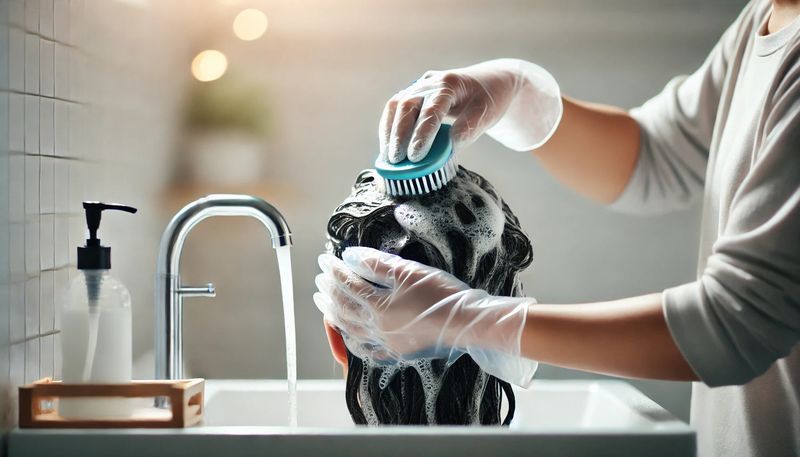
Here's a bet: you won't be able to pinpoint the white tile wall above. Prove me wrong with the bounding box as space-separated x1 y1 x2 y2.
39 99 53 157
8 95 22 152
9 283 24 344
38 0 53 40
39 41 53 97
23 34 37 94
39 335 54 380
23 339 38 384
8 29 23 92
23 1 38 33
0 0 188 433
24 278 38 338
8 155 22 221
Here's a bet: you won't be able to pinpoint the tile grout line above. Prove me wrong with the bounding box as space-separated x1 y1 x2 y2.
60 0 66 380
8 264 72 282
10 329 60 348
9 149 114 165
20 15 28 370
7 23 78 50
48 0 56 380
9 149 90 162
2 89 83 105
4 3 14 388
51 0 56 381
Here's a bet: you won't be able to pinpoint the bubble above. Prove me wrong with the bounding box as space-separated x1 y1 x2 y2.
378 365 400 390
408 359 445 424
359 360 378 425
470 370 488 424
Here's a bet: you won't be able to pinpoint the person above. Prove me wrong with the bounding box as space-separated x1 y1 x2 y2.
320 168 533 425
314 0 800 455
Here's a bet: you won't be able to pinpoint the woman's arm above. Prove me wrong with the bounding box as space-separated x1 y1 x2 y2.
532 97 642 204
316 248 700 385
520 293 699 381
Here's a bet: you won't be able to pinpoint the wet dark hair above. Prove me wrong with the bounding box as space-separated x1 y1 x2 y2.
326 166 533 425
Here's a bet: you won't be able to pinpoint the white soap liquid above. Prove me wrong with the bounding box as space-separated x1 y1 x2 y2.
81 310 100 381
60 306 132 419
276 245 298 427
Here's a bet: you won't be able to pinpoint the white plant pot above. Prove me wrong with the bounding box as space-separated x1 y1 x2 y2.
187 130 265 187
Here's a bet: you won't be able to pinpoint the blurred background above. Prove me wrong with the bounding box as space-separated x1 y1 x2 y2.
0 0 748 427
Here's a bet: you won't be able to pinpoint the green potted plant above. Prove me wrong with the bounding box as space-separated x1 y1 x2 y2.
182 75 272 186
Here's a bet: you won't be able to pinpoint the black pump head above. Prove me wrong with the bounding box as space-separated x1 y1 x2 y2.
78 201 138 270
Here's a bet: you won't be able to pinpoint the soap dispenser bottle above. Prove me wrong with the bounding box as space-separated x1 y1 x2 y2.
59 201 137 420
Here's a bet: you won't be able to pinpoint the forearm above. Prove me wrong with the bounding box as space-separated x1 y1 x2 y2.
533 96 641 204
519 293 699 381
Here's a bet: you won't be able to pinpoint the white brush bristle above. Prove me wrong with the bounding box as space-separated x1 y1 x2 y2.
381 154 458 197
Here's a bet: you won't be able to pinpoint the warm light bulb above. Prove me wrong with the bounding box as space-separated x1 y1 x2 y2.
233 9 268 41
191 50 228 82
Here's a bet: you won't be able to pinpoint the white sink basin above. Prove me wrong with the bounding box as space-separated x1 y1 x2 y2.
205 379 677 429
10 379 695 457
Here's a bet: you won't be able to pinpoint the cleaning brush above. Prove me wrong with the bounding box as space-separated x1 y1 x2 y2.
374 124 458 197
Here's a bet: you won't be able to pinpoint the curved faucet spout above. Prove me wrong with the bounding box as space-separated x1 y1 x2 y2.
157 194 291 277
154 194 292 404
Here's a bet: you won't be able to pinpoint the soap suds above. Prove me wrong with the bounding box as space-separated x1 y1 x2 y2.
361 356 453 425
359 360 379 425
393 169 504 278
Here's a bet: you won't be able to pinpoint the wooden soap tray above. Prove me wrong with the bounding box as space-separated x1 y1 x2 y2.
19 378 204 428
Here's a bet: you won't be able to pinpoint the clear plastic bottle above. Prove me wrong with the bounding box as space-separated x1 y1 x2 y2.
60 270 133 419
59 202 137 420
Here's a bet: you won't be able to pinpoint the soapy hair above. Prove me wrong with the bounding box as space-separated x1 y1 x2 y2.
326 167 533 425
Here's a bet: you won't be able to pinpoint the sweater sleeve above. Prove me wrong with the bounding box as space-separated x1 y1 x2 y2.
610 2 754 215
663 61 800 387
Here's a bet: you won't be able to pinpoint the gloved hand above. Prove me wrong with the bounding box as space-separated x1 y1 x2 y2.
380 58 562 163
313 246 539 388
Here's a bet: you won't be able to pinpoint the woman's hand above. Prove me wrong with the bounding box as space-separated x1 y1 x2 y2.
315 247 477 358
313 246 539 387
380 58 563 163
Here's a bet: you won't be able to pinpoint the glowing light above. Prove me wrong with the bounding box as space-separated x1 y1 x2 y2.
191 50 228 82
233 9 268 41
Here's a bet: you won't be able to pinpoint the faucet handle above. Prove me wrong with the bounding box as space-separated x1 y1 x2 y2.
177 283 216 298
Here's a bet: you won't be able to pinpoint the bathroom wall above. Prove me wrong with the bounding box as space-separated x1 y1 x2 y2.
0 0 187 430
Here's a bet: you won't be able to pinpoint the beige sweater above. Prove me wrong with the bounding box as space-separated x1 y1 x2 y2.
611 1 800 456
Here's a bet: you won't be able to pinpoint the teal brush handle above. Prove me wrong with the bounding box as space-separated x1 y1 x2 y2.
374 124 453 181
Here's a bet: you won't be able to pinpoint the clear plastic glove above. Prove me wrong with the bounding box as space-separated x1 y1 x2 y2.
380 58 562 163
313 246 539 388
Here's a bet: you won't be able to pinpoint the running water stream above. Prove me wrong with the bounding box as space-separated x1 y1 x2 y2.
276 245 298 427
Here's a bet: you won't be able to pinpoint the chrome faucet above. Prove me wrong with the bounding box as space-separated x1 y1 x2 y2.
154 194 291 406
